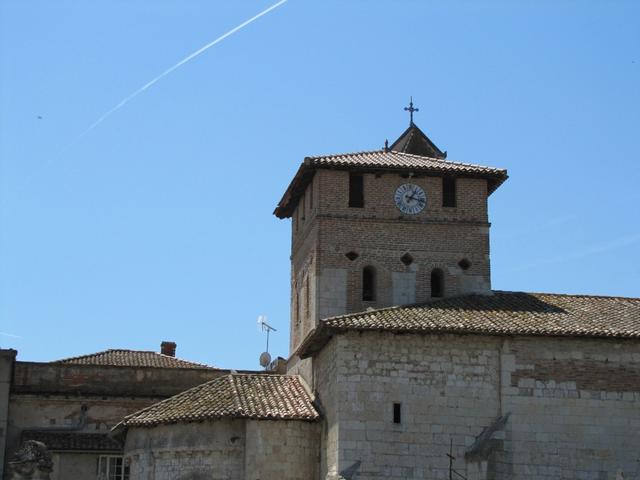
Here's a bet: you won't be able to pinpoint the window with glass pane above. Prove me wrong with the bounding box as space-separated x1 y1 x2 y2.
97 456 129 480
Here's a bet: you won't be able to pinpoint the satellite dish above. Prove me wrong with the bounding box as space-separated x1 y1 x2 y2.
259 351 272 368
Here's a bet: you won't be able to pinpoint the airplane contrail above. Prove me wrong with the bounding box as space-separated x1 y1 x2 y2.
67 0 288 147
0 332 22 339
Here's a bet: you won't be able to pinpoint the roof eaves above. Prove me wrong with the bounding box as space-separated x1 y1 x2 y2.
274 162 316 219
275 152 508 218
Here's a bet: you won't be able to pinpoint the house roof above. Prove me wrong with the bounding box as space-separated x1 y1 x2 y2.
120 374 319 427
389 123 447 159
298 291 640 358
274 150 507 218
53 349 214 370
21 431 121 453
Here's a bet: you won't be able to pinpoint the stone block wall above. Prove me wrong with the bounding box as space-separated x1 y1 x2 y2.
312 331 640 480
125 418 320 480
314 338 339 480
126 421 245 480
245 420 320 480
498 337 640 479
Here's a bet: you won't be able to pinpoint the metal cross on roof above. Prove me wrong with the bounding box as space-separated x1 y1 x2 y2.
404 96 419 125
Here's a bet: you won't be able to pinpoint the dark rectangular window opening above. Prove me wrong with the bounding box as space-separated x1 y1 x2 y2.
349 173 364 208
362 266 376 302
393 403 402 424
443 177 457 208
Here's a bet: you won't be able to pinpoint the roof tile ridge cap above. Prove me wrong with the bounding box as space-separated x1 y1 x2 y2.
494 289 640 301
121 376 225 425
306 149 385 161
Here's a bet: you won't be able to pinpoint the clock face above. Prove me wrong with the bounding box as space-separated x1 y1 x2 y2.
394 183 426 214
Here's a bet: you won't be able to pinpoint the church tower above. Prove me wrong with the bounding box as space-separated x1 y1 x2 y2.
275 102 508 353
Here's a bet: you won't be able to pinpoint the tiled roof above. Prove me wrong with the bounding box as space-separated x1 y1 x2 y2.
53 349 214 370
121 374 319 427
21 431 121 452
299 291 640 358
274 150 507 218
306 150 505 177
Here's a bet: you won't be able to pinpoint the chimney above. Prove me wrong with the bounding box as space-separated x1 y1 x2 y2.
160 341 176 357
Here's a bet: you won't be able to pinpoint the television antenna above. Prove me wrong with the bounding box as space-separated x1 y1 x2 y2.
257 315 277 369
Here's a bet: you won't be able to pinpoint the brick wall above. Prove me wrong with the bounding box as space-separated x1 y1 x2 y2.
288 169 493 354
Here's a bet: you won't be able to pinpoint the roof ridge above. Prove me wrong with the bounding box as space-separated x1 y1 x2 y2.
304 149 506 173
52 348 216 369
321 290 640 325
305 149 384 161
494 290 640 301
321 294 469 323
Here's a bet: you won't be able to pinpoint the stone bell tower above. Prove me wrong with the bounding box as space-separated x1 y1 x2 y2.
274 101 508 354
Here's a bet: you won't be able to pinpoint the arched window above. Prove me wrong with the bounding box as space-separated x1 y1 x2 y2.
431 268 444 298
362 266 376 301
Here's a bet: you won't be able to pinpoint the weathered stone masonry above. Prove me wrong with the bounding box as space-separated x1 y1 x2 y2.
311 331 640 480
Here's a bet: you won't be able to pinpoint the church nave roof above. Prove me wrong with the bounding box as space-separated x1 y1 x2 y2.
299 291 640 358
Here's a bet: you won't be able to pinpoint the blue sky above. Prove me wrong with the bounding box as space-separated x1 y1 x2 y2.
1 0 638 370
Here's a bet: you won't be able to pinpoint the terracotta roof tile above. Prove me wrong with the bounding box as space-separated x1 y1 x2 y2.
274 150 507 218
306 150 505 177
53 349 214 370
21 431 121 452
299 291 640 357
121 374 319 427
